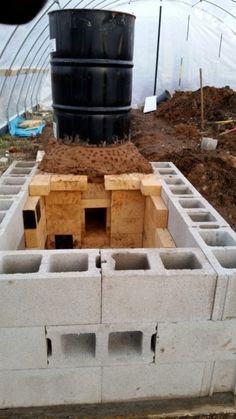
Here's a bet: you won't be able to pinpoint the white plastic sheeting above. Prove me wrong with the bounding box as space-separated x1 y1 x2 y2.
0 0 236 129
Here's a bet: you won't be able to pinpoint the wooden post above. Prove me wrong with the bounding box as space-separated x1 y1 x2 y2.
200 68 204 133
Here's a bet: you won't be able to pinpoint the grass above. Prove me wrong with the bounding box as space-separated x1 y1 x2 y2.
0 134 41 157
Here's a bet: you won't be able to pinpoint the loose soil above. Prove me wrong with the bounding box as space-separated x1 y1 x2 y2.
39 139 152 178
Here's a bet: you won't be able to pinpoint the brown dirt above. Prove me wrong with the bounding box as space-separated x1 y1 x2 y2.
39 139 152 178
156 86 236 124
131 108 236 230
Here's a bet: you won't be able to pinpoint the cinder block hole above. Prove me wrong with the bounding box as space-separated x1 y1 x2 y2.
151 333 157 353
179 199 205 209
112 253 150 270
158 169 177 175
47 338 52 357
2 178 25 185
170 186 192 195
55 234 73 249
108 331 143 357
61 333 96 358
213 250 236 269
199 230 236 247
15 162 35 168
85 208 106 233
188 212 217 222
164 178 185 185
1 254 42 274
0 212 6 223
0 186 21 195
0 200 13 210
49 253 88 272
160 252 202 270
11 168 31 175
153 162 171 168
199 225 220 229
96 255 101 268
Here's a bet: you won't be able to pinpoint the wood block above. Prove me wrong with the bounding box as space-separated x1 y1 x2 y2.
82 231 110 248
46 191 81 205
111 217 143 235
23 196 44 230
111 191 144 219
29 174 51 196
144 196 168 228
50 175 87 191
24 211 47 249
110 233 143 248
46 204 81 220
82 182 110 200
105 173 145 190
81 199 111 209
46 219 81 236
155 228 176 248
140 176 161 196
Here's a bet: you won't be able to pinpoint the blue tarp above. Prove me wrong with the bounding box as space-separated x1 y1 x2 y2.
9 116 45 137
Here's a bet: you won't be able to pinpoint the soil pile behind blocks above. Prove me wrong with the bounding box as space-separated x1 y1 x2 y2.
156 86 236 124
39 140 153 176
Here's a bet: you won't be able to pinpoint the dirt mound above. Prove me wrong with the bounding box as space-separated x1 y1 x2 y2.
39 139 153 177
156 86 236 124
174 123 201 141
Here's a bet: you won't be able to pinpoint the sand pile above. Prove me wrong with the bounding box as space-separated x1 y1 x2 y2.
39 139 153 177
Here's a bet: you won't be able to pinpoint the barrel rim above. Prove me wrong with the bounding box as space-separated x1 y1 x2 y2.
48 8 136 19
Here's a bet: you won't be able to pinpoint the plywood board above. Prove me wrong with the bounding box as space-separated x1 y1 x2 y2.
45 191 81 205
155 228 176 248
105 173 146 190
111 190 145 219
110 233 143 248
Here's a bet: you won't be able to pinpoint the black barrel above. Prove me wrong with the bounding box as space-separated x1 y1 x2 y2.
49 9 135 144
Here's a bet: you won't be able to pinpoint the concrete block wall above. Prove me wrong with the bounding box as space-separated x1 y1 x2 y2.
0 160 235 408
0 160 37 250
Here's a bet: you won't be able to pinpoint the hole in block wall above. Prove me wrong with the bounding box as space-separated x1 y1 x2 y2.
55 235 73 249
113 253 150 270
164 178 185 185
96 255 101 269
1 254 42 274
11 168 31 175
199 225 220 229
61 333 96 358
0 186 21 195
188 212 217 222
158 169 177 175
212 249 236 269
151 333 157 353
160 252 202 270
179 199 205 209
199 230 236 247
15 162 35 168
109 331 143 357
47 338 52 357
170 186 193 195
85 208 106 233
2 178 26 186
0 200 13 211
49 253 88 272
153 162 171 168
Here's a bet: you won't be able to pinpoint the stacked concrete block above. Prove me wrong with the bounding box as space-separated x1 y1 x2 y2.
0 160 37 250
0 249 101 327
101 248 216 323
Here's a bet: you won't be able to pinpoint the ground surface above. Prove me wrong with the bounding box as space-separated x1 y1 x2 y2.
0 87 235 230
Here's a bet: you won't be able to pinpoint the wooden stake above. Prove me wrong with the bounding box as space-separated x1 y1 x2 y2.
200 68 204 133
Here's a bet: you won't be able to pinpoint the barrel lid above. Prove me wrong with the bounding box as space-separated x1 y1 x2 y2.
48 8 136 19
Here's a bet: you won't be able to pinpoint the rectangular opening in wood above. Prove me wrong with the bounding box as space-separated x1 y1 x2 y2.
85 208 107 233
55 235 73 249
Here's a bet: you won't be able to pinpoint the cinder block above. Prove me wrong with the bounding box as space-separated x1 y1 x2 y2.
211 361 236 394
46 323 156 368
101 248 216 323
102 363 205 402
0 327 47 370
2 160 37 178
156 320 236 363
0 249 101 327
0 367 101 407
